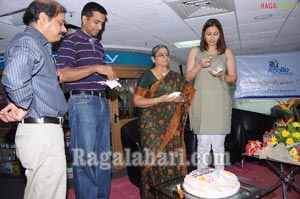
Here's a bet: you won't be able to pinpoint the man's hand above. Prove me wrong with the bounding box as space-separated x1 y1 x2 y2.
0 103 28 122
95 65 116 80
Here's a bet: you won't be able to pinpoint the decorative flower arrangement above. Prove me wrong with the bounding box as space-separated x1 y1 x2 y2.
246 98 300 163
267 121 300 162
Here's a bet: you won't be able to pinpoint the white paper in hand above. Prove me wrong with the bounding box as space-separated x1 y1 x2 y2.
104 80 122 89
209 66 223 75
168 91 181 98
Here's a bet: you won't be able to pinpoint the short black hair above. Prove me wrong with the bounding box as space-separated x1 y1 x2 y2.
81 2 107 18
23 0 67 26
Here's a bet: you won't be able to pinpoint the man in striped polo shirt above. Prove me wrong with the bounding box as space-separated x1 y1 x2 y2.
56 2 116 199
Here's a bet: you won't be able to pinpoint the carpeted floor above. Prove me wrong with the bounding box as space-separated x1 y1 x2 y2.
109 175 140 199
2 159 299 199
66 175 140 199
103 159 300 199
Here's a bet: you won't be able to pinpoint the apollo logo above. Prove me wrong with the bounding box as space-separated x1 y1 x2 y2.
268 58 291 75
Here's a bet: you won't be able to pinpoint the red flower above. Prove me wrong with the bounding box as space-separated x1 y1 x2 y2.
270 128 277 133
245 140 262 156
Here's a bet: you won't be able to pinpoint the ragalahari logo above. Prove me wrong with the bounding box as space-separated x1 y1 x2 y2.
268 58 292 75
261 2 298 9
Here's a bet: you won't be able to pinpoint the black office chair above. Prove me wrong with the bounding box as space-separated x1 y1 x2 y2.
120 118 141 188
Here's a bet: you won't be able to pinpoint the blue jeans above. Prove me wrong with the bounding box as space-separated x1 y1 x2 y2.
68 94 111 199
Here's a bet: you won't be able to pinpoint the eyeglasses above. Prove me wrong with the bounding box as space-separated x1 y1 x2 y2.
155 54 170 58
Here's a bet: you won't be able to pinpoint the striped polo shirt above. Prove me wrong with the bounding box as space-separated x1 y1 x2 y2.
56 29 106 91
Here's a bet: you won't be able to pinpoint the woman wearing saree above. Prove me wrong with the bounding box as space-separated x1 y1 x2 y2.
133 44 195 198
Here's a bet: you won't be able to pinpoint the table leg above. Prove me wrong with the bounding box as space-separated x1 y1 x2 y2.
287 169 300 193
264 161 300 199
241 154 300 199
280 163 288 199
258 181 281 199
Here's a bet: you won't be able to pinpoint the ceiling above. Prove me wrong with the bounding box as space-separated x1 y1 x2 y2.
0 0 300 65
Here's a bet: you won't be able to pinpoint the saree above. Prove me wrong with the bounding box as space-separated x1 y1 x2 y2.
135 70 195 199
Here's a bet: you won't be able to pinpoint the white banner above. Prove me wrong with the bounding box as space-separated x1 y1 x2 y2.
234 51 300 99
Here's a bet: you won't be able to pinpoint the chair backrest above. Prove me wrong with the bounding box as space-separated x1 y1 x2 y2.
232 108 276 134
121 118 140 151
120 118 141 188
232 108 276 152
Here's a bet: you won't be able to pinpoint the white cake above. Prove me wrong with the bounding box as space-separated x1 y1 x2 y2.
183 169 240 199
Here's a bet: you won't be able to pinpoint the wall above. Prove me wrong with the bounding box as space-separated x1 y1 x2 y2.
225 83 278 115
233 98 278 115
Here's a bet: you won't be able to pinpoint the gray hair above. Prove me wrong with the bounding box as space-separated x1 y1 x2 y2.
151 44 169 57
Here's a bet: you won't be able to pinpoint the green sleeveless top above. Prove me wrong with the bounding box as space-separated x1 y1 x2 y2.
190 49 232 135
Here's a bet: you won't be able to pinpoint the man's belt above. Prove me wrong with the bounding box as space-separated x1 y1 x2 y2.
22 117 64 125
70 90 106 98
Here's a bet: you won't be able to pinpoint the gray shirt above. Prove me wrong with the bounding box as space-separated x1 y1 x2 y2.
1 26 67 118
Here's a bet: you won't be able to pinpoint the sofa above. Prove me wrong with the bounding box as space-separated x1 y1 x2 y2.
121 108 276 188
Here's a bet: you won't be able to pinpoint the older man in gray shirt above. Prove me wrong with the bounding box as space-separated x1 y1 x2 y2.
0 1 68 199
